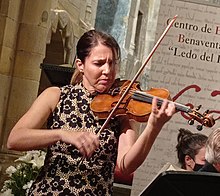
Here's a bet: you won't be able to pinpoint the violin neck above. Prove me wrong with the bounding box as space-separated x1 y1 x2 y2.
132 91 192 113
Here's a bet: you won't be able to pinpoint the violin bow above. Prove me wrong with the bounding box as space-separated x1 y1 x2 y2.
97 15 178 135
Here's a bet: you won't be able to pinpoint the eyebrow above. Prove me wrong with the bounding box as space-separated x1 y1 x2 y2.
93 58 113 63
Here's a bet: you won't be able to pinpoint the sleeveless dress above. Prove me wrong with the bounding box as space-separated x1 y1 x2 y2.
28 83 121 196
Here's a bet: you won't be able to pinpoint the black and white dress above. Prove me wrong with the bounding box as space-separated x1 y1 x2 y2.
28 83 121 196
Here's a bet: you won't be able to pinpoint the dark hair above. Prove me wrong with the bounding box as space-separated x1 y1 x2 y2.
71 30 121 85
176 128 208 169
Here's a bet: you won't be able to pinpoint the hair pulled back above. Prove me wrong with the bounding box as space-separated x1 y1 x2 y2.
71 30 121 85
176 128 208 169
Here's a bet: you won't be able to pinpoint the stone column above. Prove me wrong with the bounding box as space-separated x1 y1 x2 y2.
0 0 54 186
0 0 22 151
1 0 52 151
0 1 54 186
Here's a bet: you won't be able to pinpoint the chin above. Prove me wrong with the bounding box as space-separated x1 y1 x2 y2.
96 86 110 93
97 88 107 93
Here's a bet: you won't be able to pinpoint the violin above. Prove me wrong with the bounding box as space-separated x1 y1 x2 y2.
90 15 214 135
91 80 215 130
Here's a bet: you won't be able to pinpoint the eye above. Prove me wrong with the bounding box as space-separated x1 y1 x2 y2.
108 60 113 66
93 59 105 66
94 62 103 67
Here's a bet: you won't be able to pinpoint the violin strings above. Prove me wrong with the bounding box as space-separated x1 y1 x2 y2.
119 88 214 128
124 89 191 113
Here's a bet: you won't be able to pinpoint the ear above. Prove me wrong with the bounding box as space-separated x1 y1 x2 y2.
185 155 193 166
75 59 84 73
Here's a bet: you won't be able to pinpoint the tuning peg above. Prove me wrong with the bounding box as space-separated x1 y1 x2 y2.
196 105 202 110
188 119 194 125
204 110 209 115
197 124 203 131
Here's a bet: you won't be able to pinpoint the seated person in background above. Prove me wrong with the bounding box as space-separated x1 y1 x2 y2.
176 128 208 171
199 128 220 173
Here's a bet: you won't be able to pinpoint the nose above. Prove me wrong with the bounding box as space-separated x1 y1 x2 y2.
102 62 111 75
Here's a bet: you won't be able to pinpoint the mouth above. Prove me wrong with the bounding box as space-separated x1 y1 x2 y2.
98 79 109 85
96 79 113 93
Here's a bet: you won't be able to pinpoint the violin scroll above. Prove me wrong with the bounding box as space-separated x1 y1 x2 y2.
187 108 215 131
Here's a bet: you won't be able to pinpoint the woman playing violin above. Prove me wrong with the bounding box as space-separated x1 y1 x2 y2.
7 30 176 195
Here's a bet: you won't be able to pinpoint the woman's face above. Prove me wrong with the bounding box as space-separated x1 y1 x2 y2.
194 146 206 165
185 147 206 171
76 43 117 93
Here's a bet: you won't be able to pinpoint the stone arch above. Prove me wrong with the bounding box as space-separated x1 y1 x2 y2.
39 9 76 94
44 28 64 65
46 9 75 65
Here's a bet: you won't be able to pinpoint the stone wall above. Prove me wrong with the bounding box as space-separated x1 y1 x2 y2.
0 0 98 188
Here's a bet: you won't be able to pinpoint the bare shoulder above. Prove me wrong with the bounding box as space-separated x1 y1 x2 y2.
34 86 61 111
39 86 61 99
42 86 61 95
12 87 62 129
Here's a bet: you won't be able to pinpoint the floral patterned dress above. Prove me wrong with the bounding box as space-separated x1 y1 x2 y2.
28 83 121 196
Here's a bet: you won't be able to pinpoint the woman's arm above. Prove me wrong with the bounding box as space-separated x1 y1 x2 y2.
7 86 100 156
7 87 62 150
117 97 175 174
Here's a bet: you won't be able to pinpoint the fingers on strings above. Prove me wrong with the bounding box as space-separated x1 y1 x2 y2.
152 97 175 116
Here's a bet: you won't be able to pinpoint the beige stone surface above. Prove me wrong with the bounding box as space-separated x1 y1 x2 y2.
0 0 21 49
0 0 22 21
17 24 48 55
1 17 19 48
0 74 10 138
59 0 81 21
0 46 15 75
6 77 40 121
22 0 51 27
13 51 43 81
0 17 6 45
1 77 39 150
